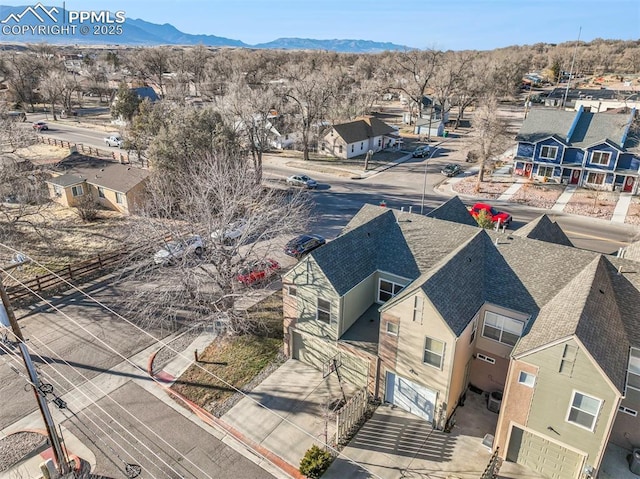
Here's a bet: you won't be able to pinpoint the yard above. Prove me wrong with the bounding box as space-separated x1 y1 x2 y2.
451 176 512 199
171 290 286 417
508 182 564 209
563 189 617 220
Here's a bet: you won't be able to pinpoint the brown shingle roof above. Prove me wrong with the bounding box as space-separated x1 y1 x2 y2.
47 154 150 194
332 116 396 144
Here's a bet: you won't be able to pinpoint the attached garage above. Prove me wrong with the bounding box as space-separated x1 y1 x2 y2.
291 332 368 387
506 426 585 479
385 371 437 423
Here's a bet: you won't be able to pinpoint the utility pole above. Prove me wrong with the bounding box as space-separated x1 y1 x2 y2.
561 26 582 110
0 266 70 476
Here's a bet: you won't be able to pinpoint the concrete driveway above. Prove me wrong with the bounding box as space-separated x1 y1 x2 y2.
324 390 539 479
222 359 358 472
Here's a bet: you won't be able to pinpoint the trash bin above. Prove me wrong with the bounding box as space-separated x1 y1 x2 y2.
629 448 640 474
443 130 449 138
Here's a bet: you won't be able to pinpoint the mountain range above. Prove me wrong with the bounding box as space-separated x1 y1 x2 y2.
0 5 409 53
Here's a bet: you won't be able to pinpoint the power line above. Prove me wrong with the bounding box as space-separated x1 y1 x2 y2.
0 245 386 479
0 339 162 478
0 329 211 479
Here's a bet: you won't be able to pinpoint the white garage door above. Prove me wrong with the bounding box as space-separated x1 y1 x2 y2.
385 372 437 423
507 426 584 479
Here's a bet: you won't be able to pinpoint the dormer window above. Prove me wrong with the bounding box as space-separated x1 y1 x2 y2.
540 145 558 160
591 151 611 166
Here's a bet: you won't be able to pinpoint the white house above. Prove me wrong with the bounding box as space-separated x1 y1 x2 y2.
320 116 399 160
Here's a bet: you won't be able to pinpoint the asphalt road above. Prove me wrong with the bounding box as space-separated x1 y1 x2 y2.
62 382 275 479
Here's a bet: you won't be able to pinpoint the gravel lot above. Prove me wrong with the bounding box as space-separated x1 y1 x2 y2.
0 431 47 472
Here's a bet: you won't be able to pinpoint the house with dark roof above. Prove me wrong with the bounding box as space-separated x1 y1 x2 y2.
320 116 399 159
513 107 640 194
45 154 150 214
282 201 640 479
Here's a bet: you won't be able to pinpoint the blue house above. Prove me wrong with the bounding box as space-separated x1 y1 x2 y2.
513 107 640 194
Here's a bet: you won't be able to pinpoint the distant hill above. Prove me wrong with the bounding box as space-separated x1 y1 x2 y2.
0 5 409 52
253 38 407 53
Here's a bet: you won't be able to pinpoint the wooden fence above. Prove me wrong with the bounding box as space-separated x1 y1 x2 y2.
334 388 369 445
36 135 133 165
4 246 132 303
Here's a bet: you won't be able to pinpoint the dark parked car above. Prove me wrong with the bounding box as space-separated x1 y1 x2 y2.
441 164 462 177
284 234 326 258
412 145 431 158
469 203 512 227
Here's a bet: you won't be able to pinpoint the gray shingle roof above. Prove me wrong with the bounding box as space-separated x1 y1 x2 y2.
305 201 640 389
514 256 630 392
513 214 574 247
46 154 150 193
622 239 640 263
516 108 638 152
425 196 478 226
332 116 396 144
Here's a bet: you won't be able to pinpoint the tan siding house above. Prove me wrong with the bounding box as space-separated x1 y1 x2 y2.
46 154 149 215
282 200 640 479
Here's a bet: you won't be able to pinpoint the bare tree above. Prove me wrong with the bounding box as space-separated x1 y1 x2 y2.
122 152 310 334
220 74 280 182
392 49 442 124
133 47 171 98
278 56 346 160
4 51 45 111
471 95 511 190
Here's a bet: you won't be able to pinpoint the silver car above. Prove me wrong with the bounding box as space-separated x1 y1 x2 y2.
286 174 318 189
153 235 204 265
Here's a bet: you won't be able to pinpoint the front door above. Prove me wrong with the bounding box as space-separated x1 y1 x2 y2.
570 169 580 184
624 176 635 192
524 163 533 178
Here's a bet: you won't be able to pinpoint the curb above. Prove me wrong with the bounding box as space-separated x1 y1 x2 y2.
147 350 306 479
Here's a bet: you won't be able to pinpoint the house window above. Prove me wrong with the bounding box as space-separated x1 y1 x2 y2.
71 185 84 197
538 166 554 178
591 151 611 166
97 187 105 198
423 336 444 369
560 343 578 375
351 144 354 153
316 298 331 323
518 371 536 388
626 347 640 401
339 145 343 153
477 353 495 364
470 318 477 344
586 172 606 185
287 286 297 297
482 311 524 346
567 391 601 431
540 145 558 160
378 139 381 147
321 143 325 151
360 142 364 149
386 321 398 336
413 295 423 323
378 279 404 303
115 192 125 204
53 185 62 197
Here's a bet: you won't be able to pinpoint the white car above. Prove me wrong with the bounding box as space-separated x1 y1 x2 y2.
104 134 123 148
153 235 204 265
211 218 248 243
286 174 318 189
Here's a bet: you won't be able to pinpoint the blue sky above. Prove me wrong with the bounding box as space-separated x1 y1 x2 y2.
1 0 639 50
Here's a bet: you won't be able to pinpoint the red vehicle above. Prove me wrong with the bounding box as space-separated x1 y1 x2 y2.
470 203 512 227
237 259 280 285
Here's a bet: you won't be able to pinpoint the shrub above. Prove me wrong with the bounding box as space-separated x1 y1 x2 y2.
299 445 333 479
475 209 494 229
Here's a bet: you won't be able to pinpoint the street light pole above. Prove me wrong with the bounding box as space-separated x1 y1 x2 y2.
420 147 439 215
